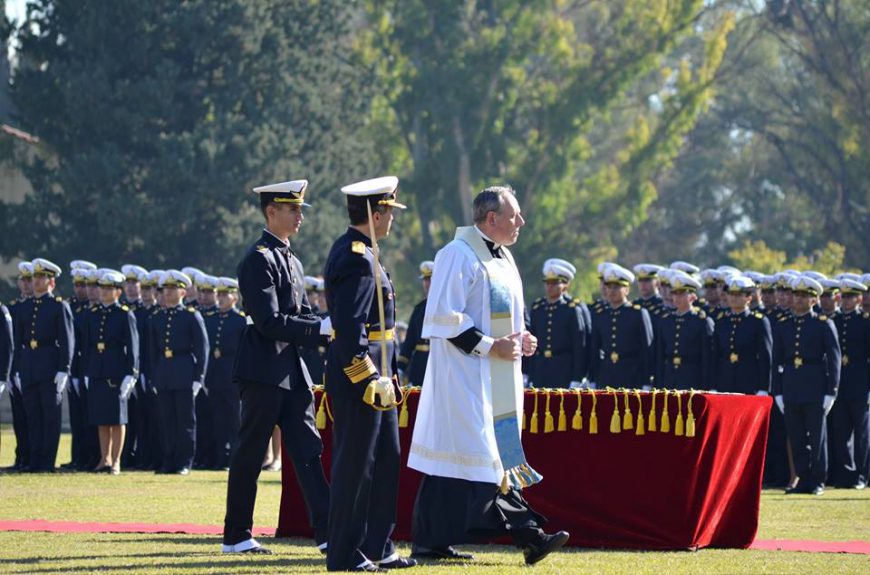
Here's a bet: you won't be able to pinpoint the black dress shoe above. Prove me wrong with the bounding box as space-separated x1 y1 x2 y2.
93 466 112 474
155 467 171 475
377 556 417 569
410 546 474 560
523 530 570 565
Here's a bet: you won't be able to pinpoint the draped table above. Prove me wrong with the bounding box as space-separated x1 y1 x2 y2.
277 388 771 550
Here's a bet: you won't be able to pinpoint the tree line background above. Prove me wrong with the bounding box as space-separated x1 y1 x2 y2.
1 0 867 312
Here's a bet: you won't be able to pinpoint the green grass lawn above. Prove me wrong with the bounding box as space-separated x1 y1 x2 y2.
1 428 868 574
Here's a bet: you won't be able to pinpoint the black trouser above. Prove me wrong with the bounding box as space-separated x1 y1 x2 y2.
79 383 101 468
10 384 30 467
22 380 62 471
209 388 240 469
764 404 790 487
67 383 86 466
194 391 214 468
157 389 196 471
784 401 828 489
829 398 869 486
412 475 547 550
223 382 329 546
327 395 400 571
121 391 138 467
145 390 164 469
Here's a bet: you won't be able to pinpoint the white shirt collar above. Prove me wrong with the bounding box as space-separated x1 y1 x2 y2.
263 228 290 247
474 226 500 249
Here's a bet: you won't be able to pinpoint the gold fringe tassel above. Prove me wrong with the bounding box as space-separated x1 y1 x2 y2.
648 389 658 432
622 389 634 430
572 390 583 430
544 390 555 433
635 390 645 436
315 390 328 430
609 390 621 433
558 391 567 431
589 390 598 434
660 390 671 433
686 390 697 437
530 390 539 434
675 391 684 436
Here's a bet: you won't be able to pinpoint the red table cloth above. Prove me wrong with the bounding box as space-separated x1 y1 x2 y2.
277 389 771 550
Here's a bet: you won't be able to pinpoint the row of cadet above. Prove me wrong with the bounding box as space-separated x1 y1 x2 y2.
0 259 254 475
397 258 869 495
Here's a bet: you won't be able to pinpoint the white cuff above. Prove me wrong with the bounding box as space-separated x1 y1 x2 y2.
474 335 495 357
319 316 332 336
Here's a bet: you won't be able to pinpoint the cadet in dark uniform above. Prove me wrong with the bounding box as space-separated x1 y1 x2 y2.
222 179 330 555
669 261 701 311
398 261 434 387
758 275 780 321
0 301 14 445
205 277 246 470
528 259 589 389
829 279 869 489
699 270 724 316
632 264 665 315
119 264 147 468
148 270 208 475
81 270 139 474
193 273 218 470
64 264 95 471
16 259 74 472
6 262 33 471
773 276 840 495
324 176 416 572
712 276 772 395
818 279 841 317
655 272 714 390
138 269 164 470
181 267 204 309
590 264 654 390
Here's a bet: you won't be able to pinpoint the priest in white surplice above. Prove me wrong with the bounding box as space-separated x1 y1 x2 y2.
408 186 570 566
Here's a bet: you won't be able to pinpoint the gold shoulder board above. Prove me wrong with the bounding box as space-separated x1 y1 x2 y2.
187 306 196 313
352 241 366 255
121 305 130 312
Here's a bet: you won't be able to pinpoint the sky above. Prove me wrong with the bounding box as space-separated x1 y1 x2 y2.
6 0 26 24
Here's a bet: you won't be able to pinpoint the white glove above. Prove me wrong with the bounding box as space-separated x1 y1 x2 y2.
756 390 769 397
823 395 835 415
775 395 784 414
569 380 581 389
372 376 396 407
642 385 652 392
120 375 136 399
192 380 203 397
0 381 7 396
83 376 89 390
522 374 530 387
71 377 80 395
708 388 717 393
319 316 333 336
54 372 69 394
13 374 21 392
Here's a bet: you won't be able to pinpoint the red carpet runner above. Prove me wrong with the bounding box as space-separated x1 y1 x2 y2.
0 520 867 554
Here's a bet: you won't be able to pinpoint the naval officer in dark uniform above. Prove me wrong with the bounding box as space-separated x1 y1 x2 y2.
205 277 247 470
6 262 34 471
773 275 840 495
828 279 868 489
15 258 74 472
193 273 219 470
528 258 590 388
590 264 654 390
655 271 714 390
222 179 331 555
324 176 416 572
81 269 139 474
148 269 208 475
397 261 434 387
712 276 773 395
